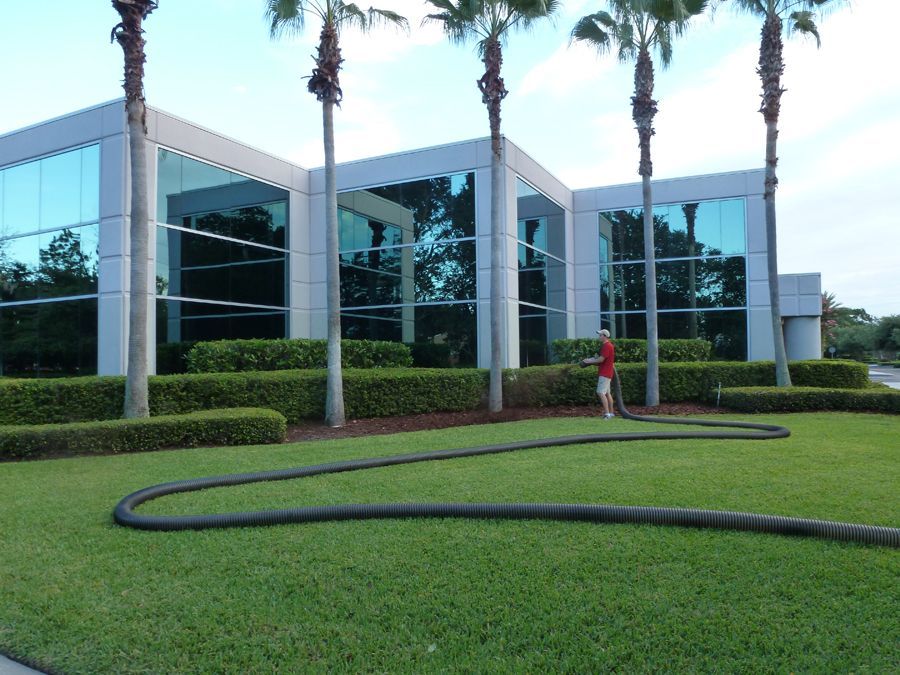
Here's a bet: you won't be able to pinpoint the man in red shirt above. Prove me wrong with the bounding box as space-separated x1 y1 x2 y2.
581 329 616 419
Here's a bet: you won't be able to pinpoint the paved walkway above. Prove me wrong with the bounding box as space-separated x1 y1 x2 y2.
0 655 43 675
868 364 900 390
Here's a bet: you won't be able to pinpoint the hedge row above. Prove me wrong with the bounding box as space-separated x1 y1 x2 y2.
186 338 413 373
551 338 712 363
503 360 871 407
0 408 287 460
0 360 871 425
0 369 486 425
717 387 900 414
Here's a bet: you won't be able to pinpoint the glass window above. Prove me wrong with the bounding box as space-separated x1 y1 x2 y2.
0 225 98 302
1 146 100 239
516 179 565 259
353 172 476 244
600 197 747 262
2 161 40 237
40 149 82 229
156 226 286 307
519 309 567 367
156 298 286 345
599 309 747 360
80 144 100 224
157 149 288 248
340 240 477 308
0 298 97 377
341 302 477 367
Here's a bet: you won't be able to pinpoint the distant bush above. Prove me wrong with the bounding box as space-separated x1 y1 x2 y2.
717 387 900 414
186 338 412 373
552 338 712 364
0 408 287 460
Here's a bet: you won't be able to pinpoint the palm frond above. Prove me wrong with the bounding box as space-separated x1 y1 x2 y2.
265 0 307 37
656 22 673 66
571 12 615 53
788 9 821 46
367 8 409 31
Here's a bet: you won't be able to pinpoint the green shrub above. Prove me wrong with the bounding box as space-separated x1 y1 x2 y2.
0 408 287 460
0 369 485 425
551 338 712 363
717 387 900 414
186 338 412 373
502 360 871 408
0 360 870 426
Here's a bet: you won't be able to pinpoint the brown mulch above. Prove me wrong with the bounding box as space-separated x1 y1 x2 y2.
285 402 724 443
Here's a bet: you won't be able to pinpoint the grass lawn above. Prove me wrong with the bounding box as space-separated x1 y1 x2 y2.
1 412 898 673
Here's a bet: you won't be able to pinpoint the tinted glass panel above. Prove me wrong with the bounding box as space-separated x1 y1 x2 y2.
519 310 567 367
156 226 285 307
0 146 100 239
599 309 746 360
156 299 286 345
0 298 97 377
0 225 99 302
600 197 746 262
40 150 82 229
343 172 475 245
341 303 477 367
2 161 40 236
606 257 745 313
518 244 565 311
516 179 564 258
157 150 288 248
340 241 476 308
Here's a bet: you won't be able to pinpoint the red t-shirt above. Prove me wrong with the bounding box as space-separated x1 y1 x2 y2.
597 341 615 379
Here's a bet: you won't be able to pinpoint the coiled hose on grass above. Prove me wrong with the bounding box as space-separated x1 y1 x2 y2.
114 372 900 547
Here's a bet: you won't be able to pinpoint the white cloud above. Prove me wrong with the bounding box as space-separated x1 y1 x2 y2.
519 40 613 97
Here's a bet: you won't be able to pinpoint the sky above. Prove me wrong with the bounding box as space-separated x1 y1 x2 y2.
1 0 897 317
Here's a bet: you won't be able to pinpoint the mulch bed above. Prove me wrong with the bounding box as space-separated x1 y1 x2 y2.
285 402 725 443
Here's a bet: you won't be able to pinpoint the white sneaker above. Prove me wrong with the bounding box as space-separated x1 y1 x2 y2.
603 413 614 419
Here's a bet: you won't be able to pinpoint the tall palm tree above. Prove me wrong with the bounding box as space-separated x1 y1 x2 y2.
425 0 559 413
573 0 706 406
728 0 843 386
111 0 157 419
266 1 407 427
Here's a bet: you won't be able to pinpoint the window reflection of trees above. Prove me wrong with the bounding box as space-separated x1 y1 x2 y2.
0 227 98 302
337 173 476 365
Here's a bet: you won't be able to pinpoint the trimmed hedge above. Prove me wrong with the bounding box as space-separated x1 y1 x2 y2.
717 387 900 414
0 369 485 425
0 408 287 460
0 360 870 425
503 360 870 408
552 338 712 363
186 338 413 373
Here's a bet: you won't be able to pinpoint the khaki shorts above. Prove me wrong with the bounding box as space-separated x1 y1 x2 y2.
596 376 611 395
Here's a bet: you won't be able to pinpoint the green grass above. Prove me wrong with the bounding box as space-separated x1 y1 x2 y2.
1 413 898 673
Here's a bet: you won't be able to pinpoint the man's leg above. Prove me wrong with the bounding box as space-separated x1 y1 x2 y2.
605 392 615 417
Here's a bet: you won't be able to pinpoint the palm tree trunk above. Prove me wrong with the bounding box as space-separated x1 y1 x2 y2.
480 37 508 413
633 48 659 406
684 203 698 339
124 98 150 418
323 98 346 427
759 13 792 386
112 0 155 418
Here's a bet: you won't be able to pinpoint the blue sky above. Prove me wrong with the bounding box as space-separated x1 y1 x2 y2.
1 0 897 317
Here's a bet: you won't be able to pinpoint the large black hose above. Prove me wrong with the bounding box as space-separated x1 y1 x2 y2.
114 372 900 547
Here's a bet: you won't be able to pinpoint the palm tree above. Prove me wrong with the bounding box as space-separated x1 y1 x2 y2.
424 0 559 413
573 0 707 406
266 1 407 427
111 0 157 419
728 0 843 386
